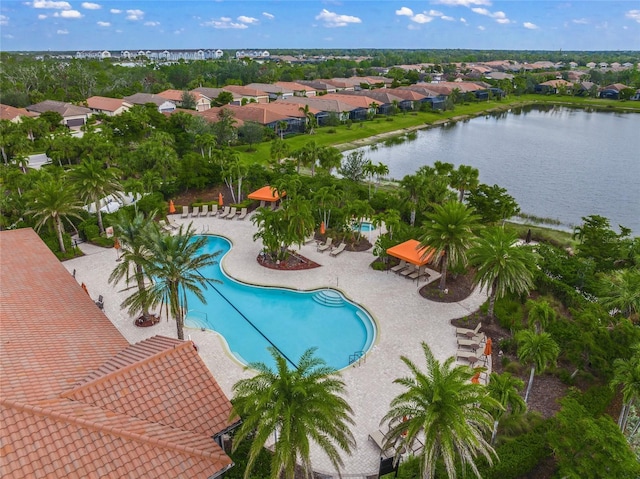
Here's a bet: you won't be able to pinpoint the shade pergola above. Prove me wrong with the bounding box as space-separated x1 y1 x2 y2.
247 186 284 204
386 239 436 266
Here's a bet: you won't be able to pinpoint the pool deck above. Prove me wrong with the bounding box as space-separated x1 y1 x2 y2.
64 213 488 478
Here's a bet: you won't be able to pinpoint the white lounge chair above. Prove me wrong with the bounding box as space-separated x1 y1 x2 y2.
330 243 347 257
158 220 173 233
218 206 230 218
456 349 483 366
237 207 248 220
317 237 333 253
167 217 180 230
181 206 189 218
456 322 482 338
191 206 200 217
400 264 417 277
225 206 237 219
390 260 407 273
209 204 219 216
199 204 208 217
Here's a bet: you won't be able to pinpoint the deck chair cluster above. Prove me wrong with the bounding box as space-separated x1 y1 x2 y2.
390 260 429 282
455 323 489 368
176 205 248 221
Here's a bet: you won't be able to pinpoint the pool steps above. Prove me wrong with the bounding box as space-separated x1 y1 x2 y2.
311 290 345 307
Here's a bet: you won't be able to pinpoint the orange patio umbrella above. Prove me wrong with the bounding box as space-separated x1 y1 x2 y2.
81 282 89 295
320 221 326 235
168 199 176 214
471 371 481 384
484 337 492 357
218 192 224 207
386 239 436 266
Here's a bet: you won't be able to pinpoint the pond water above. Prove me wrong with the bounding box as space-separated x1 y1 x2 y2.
354 106 640 234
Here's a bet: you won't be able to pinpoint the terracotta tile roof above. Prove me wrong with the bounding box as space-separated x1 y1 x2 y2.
280 97 360 113
222 85 269 98
197 107 245 126
192 87 232 100
158 89 209 102
250 101 321 118
539 79 573 88
0 228 235 478
0 103 37 121
386 89 427 101
274 81 317 94
123 93 175 107
85 96 131 112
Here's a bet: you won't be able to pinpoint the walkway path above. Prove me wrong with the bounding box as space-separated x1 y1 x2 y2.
63 214 487 478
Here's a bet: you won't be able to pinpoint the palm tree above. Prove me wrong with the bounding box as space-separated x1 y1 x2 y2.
450 165 479 202
122 224 221 340
516 329 560 403
486 372 526 444
599 268 640 320
419 200 480 290
526 299 556 333
298 104 317 134
108 210 157 321
382 342 498 479
610 345 640 432
27 176 84 253
469 227 537 320
68 158 123 234
231 347 356 479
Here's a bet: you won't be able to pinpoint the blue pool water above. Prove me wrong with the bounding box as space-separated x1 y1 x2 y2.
352 221 374 232
184 235 376 370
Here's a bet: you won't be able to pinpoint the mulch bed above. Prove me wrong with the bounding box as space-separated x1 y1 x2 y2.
258 252 321 270
134 315 160 327
418 270 475 303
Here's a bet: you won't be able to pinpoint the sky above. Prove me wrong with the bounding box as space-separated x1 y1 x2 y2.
0 1 639 52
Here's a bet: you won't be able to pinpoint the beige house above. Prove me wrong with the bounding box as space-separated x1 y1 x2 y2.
85 96 132 116
158 90 211 111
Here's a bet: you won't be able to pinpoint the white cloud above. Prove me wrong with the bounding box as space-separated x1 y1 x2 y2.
32 1 71 9
477 25 485 30
412 14 434 24
472 8 490 16
441 15 455 21
144 21 160 27
315 9 362 27
81 2 100 9
460 17 467 23
472 7 510 23
54 10 83 18
262 12 274 20
126 9 144 20
433 0 491 6
0 15 8 26
428 10 444 16
626 10 640 23
38 14 47 19
572 18 589 24
110 9 121 14
56 28 68 34
396 7 413 17
201 17 248 29
523 22 538 29
97 21 109 26
4 34 14 39
237 15 258 24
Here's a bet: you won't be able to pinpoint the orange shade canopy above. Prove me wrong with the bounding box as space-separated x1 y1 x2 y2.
168 200 176 214
386 239 436 266
484 337 492 357
218 192 224 206
471 371 481 384
247 186 284 202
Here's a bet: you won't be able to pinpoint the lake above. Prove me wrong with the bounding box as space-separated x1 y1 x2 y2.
354 106 640 235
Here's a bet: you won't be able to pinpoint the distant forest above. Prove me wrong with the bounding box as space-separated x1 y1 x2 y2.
1 49 638 108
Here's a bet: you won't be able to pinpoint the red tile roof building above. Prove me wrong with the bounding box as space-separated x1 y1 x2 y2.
0 103 37 122
0 228 237 478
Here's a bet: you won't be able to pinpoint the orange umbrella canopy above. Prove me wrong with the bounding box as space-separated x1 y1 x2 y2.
386 239 435 266
218 192 224 206
113 237 121 250
471 371 481 384
168 200 176 214
247 186 284 202
320 221 326 235
484 337 492 357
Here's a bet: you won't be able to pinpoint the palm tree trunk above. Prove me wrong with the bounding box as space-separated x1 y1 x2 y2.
491 418 500 445
439 254 448 290
524 366 536 403
135 265 150 320
619 401 630 431
410 208 416 226
55 216 66 253
487 292 497 321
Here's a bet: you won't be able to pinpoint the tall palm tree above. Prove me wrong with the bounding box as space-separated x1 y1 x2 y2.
469 227 537 320
122 224 221 340
382 342 499 479
610 345 640 432
419 200 480 290
27 176 84 253
599 268 640 320
450 164 479 202
68 158 123 234
516 329 560 403
108 210 157 321
298 105 317 134
486 372 526 444
231 347 355 479
526 299 556 333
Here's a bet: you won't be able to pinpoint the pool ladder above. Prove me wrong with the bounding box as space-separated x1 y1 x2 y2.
349 350 365 367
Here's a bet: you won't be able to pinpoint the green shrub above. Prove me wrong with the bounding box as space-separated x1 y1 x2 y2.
135 192 167 217
89 236 115 248
504 361 523 375
371 261 387 271
494 296 525 331
568 385 615 416
78 218 97 240
84 224 100 240
498 338 517 355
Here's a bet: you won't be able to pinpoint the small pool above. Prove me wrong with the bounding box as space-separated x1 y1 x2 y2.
184 235 376 370
352 221 375 233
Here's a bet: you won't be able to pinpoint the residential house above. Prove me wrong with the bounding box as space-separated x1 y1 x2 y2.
321 93 379 117
0 228 239 478
574 81 597 97
295 80 339 94
246 102 321 135
158 89 211 111
26 100 92 127
85 96 132 116
123 93 176 113
191 87 240 106
397 86 446 110
0 104 38 123
279 97 361 122
245 83 294 101
274 81 317 97
535 79 573 94
221 85 270 105
599 83 631 99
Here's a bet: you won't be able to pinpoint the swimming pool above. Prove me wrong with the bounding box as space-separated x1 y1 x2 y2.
184 235 376 370
352 221 375 233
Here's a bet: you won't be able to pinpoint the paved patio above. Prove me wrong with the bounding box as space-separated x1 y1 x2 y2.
64 213 488 478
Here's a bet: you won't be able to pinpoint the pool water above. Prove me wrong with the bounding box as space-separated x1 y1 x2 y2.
184 235 376 370
352 221 374 232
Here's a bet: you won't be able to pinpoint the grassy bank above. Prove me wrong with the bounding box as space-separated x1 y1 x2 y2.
236 95 640 165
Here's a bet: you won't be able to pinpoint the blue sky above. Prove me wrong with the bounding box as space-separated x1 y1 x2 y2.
1 1 639 52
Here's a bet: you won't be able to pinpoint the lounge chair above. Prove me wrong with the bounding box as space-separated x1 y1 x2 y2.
167 217 180 230
456 322 482 338
191 206 200 217
456 349 482 365
199 204 209 217
390 260 407 273
457 337 482 351
158 220 173 233
304 232 316 244
218 206 231 218
225 206 237 219
209 204 218 216
95 294 104 310
408 265 428 281
400 264 418 276
368 430 393 458
237 207 248 220
317 237 333 253
330 242 347 257
181 206 189 218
